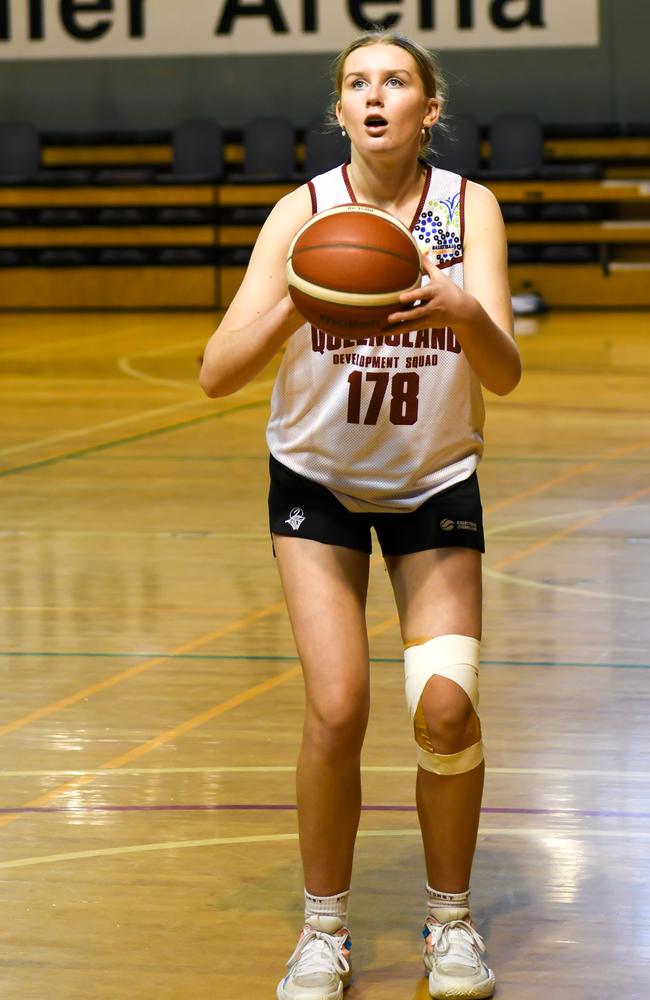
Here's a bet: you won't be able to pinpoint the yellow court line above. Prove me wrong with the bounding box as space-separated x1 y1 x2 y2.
492 482 650 572
0 397 214 459
483 436 650 516
1 419 648 830
0 601 285 740
0 614 400 829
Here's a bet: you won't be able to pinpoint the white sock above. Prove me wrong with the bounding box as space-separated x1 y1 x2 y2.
426 884 471 924
304 888 350 926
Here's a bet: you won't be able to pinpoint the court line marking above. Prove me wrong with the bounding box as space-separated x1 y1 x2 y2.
1 428 648 824
117 337 208 391
483 436 650 515
484 505 650 603
484 567 650 604
0 601 286 740
0 375 272 464
0 325 140 360
1 826 648 872
491 483 650 573
0 398 269 479
1 766 648 779
1 652 648 669
0 398 212 459
1 498 648 741
0 615 397 831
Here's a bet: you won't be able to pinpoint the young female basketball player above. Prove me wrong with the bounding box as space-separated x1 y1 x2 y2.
200 29 520 1000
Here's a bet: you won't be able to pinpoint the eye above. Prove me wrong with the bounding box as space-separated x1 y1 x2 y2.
350 78 367 90
386 77 404 88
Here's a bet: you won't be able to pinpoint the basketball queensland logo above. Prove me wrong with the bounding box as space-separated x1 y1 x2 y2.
285 507 306 531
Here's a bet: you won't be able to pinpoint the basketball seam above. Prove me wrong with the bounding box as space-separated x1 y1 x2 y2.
291 241 422 273
286 264 421 307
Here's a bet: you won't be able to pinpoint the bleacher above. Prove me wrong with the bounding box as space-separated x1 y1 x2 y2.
1 116 649 310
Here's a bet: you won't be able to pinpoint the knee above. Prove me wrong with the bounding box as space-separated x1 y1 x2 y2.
420 677 479 754
304 691 369 758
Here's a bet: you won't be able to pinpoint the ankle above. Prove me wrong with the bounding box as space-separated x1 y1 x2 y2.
304 887 351 928
425 883 471 925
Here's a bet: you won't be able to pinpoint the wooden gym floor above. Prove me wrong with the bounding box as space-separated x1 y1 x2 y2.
1 307 649 999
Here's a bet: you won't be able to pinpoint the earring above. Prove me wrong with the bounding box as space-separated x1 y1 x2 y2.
341 125 347 137
421 128 427 135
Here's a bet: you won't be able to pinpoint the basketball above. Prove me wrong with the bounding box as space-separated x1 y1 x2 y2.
286 204 422 339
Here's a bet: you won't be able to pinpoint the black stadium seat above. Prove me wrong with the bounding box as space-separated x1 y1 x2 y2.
430 114 481 177
300 118 350 178
0 121 41 183
230 116 296 182
156 119 225 183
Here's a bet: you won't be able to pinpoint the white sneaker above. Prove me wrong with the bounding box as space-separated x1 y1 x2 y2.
277 915 352 1000
423 915 495 999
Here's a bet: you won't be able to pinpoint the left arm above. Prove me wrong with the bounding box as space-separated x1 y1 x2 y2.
385 182 521 396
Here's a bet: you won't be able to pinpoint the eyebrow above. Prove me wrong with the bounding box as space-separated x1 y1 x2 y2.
343 68 413 81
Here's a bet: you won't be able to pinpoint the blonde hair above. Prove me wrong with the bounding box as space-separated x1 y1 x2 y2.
329 28 447 155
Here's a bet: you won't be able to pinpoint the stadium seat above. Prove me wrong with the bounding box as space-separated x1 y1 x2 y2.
483 112 545 179
0 121 41 183
429 114 481 177
300 118 350 178
230 116 296 182
157 119 225 183
483 112 602 180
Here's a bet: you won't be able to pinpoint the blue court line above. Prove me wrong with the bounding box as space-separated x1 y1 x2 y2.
0 651 648 670
0 399 267 479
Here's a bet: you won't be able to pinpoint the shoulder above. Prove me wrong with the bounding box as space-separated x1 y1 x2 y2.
463 181 505 244
248 184 313 264
265 183 313 233
464 180 502 217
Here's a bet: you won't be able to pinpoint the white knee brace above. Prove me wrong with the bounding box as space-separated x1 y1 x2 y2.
404 634 484 775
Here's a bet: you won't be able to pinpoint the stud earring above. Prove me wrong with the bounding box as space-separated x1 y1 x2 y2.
341 125 347 137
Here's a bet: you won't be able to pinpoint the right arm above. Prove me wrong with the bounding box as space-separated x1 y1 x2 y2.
199 185 313 398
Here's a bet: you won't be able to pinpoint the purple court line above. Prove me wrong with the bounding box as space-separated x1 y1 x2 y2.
1 804 650 820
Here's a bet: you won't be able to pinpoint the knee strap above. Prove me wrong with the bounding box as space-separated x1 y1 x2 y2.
404 634 483 775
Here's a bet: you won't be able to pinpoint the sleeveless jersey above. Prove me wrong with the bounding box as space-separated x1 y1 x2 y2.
266 162 485 513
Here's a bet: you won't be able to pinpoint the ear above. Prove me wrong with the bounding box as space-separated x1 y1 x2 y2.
335 100 344 129
423 98 441 129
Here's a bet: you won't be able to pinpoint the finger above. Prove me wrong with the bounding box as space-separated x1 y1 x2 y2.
385 306 430 327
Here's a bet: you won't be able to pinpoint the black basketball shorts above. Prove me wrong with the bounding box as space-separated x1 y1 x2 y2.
268 454 485 556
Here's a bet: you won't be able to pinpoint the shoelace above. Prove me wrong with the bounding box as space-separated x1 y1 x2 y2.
429 919 487 966
287 929 351 977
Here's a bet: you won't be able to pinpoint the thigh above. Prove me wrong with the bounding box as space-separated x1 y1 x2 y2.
273 535 371 709
384 547 482 643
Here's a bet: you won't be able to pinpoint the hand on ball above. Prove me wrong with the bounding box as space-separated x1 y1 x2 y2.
382 250 467 333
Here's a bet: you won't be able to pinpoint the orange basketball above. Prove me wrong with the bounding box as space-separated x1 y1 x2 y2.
286 204 422 340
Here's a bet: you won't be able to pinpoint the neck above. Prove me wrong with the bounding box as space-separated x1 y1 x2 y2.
347 150 426 216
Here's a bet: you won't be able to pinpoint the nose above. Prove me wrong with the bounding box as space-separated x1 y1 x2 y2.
366 81 383 105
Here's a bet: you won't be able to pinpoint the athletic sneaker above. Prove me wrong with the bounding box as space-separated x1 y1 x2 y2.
277 914 352 1000
423 915 495 999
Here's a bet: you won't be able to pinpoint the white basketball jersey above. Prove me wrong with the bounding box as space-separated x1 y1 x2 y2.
266 163 485 513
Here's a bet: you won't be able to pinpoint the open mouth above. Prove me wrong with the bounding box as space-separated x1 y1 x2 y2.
364 115 388 133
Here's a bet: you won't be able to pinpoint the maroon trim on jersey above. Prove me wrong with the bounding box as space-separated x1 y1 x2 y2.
308 179 318 215
342 163 356 202
409 164 432 231
460 175 467 248
341 163 433 228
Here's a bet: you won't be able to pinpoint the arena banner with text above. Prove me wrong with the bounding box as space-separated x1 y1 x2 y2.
0 1 601 60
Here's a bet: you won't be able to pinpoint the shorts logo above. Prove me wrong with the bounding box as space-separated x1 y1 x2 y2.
440 517 478 533
285 507 306 531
